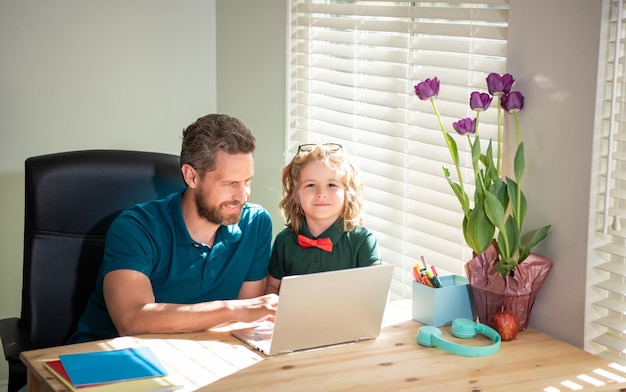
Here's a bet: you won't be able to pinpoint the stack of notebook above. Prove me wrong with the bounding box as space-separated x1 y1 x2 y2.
43 347 182 391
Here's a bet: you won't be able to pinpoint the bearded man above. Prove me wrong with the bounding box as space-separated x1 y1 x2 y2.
69 114 277 343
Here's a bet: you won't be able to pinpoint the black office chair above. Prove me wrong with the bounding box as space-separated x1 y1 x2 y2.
0 150 182 392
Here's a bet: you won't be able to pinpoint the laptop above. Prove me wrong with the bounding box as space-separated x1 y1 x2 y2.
231 263 394 356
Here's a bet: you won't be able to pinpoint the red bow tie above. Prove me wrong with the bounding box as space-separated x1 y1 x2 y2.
297 234 333 252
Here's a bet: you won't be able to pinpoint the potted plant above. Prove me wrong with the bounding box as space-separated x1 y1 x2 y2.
414 73 552 331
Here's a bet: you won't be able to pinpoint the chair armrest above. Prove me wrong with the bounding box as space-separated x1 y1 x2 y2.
0 317 33 361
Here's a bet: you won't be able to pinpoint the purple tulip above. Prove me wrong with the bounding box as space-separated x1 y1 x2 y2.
486 73 515 96
501 91 524 112
469 92 492 112
452 118 476 135
414 77 440 100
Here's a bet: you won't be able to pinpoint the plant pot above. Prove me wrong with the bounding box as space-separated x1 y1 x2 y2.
464 244 552 331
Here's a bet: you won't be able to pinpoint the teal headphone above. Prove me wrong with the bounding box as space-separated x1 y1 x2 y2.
416 318 501 357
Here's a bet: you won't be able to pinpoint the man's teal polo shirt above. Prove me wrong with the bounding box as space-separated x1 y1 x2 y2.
69 187 272 343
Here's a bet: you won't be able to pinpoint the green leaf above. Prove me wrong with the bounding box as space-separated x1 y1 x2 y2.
506 179 518 207
490 178 509 206
444 131 460 166
506 178 527 226
474 169 486 204
480 140 493 167
514 142 525 183
443 166 470 216
519 190 527 224
484 190 510 257
480 141 498 186
464 203 495 254
485 164 498 187
502 216 520 259
519 225 552 261
471 137 481 171
484 191 506 231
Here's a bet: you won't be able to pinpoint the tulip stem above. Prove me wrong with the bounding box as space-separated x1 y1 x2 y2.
430 98 466 198
513 111 521 146
496 96 502 177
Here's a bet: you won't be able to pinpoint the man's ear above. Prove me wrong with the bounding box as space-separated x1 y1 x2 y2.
181 164 199 188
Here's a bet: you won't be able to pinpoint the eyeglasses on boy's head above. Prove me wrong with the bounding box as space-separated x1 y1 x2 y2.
297 143 343 154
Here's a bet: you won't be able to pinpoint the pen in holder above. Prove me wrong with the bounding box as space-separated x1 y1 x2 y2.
412 275 476 327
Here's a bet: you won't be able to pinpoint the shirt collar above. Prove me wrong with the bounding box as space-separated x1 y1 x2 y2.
300 218 344 243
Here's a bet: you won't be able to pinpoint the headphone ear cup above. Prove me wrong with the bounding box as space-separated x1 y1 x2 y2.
451 318 478 339
416 326 443 347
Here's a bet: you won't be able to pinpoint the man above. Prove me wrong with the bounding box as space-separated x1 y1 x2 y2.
69 114 277 343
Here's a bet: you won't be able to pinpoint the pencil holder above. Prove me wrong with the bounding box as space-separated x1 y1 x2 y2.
412 275 475 327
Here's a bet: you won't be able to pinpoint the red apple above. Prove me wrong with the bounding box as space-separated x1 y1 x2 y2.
489 308 519 341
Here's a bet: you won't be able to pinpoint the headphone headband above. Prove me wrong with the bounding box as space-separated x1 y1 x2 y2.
417 318 501 357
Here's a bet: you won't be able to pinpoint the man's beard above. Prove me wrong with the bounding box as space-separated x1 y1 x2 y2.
195 188 243 225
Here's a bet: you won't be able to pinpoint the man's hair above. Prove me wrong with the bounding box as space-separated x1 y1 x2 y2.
180 113 256 174
279 145 365 234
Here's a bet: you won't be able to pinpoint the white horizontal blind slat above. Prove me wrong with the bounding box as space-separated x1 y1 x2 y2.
288 0 508 300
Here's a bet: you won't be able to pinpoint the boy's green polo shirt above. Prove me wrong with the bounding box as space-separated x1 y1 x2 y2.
269 220 381 279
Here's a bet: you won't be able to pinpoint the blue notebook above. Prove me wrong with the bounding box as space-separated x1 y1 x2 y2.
59 347 168 387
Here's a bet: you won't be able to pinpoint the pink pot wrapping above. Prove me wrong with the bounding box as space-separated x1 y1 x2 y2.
464 244 552 331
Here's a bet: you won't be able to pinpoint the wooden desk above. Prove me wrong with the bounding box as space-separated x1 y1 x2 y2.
20 303 626 392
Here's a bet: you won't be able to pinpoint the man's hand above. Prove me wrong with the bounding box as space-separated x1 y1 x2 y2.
229 293 279 324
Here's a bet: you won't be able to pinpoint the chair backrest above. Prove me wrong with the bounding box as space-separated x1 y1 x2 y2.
22 150 182 348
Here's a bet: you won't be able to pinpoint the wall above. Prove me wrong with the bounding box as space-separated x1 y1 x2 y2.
215 0 285 224
0 1 286 386
507 0 602 348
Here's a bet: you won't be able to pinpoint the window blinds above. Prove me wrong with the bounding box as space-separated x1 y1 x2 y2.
288 0 508 299
592 0 626 365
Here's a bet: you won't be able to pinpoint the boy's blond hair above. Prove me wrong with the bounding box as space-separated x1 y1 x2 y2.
279 144 365 234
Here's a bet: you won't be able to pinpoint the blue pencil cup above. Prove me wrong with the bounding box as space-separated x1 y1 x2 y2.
412 275 476 327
